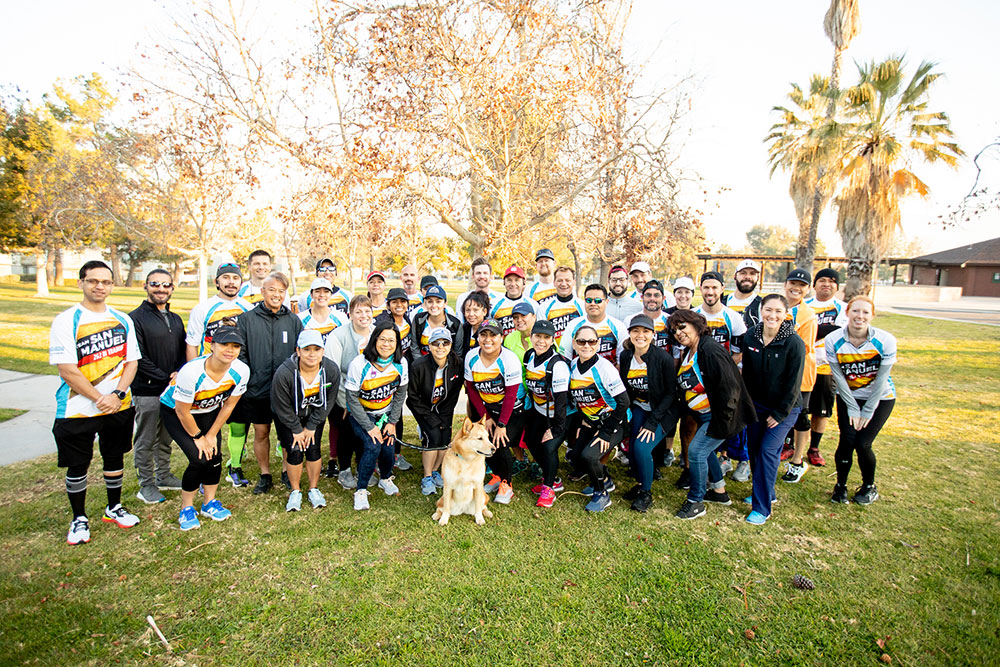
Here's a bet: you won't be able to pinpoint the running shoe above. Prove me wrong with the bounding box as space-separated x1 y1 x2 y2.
252 474 273 495
745 510 769 525
325 460 339 479
663 449 676 467
102 504 140 528
431 471 444 488
494 481 514 504
779 443 794 461
353 489 370 511
308 488 327 508
200 498 232 521
228 466 250 488
675 468 691 490
622 484 642 502
157 474 183 491
511 459 528 476
719 457 733 476
483 474 502 494
67 516 90 545
781 461 808 484
675 499 706 520
631 490 653 513
536 486 555 508
731 460 751 483
807 448 826 467
531 482 546 495
286 490 302 512
831 484 850 504
703 490 732 505
280 470 292 491
853 484 879 505
136 485 166 504
378 477 400 496
178 506 200 531
582 477 614 495
615 452 630 467
395 454 413 471
337 469 357 490
421 476 436 496
551 477 564 492
585 490 611 513
653 467 663 481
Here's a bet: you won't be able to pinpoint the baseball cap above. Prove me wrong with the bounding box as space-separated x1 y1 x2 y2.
512 301 535 316
735 259 761 274
310 277 333 292
216 262 241 279
628 314 655 331
212 326 243 345
785 268 811 284
427 327 453 344
531 319 556 336
366 270 386 282
629 261 652 275
609 264 628 277
386 287 408 302
700 271 724 285
478 319 503 336
814 267 840 284
642 279 665 295
315 258 336 272
419 275 439 289
296 329 325 349
504 265 526 279
673 277 695 292
535 248 555 261
424 285 447 300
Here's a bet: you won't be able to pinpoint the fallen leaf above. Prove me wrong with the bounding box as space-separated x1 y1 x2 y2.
876 639 886 649
880 654 892 664
744 629 755 640
118 575 127 582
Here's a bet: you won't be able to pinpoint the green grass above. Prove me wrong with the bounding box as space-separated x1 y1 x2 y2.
1 288 999 664
0 408 25 423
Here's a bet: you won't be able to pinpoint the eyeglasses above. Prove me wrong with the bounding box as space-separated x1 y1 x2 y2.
83 279 114 287
584 297 604 304
671 326 689 334
575 338 599 346
376 336 397 345
147 281 173 289
608 276 628 283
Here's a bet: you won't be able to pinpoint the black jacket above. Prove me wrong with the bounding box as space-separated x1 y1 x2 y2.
684 334 757 440
741 321 805 423
405 353 464 430
270 354 340 434
237 301 303 399
618 343 678 434
129 299 186 396
410 311 464 359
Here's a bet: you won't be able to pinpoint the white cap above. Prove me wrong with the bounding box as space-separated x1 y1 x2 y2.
310 277 333 292
735 259 761 274
629 261 652 274
673 276 695 292
297 329 325 349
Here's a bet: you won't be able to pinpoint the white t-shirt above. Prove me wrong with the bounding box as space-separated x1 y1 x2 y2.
49 304 141 419
524 351 570 418
159 356 249 414
185 295 253 354
560 315 627 367
298 308 347 343
569 356 627 423
464 347 524 418
345 356 408 416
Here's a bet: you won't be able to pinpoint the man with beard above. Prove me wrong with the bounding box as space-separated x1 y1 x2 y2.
723 259 763 328
606 265 642 322
456 258 504 323
489 265 539 337
527 248 558 307
186 263 253 360
638 279 672 351
541 266 586 348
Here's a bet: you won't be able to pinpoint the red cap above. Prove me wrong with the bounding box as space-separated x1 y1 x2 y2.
366 270 386 282
504 265 526 279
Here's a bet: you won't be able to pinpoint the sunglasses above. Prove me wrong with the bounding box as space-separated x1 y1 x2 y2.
147 281 173 289
575 338 599 346
584 297 604 304
317 267 336 273
430 340 451 347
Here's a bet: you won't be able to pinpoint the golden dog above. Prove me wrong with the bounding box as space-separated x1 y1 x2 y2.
433 417 497 525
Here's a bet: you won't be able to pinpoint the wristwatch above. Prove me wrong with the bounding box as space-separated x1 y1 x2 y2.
111 389 127 400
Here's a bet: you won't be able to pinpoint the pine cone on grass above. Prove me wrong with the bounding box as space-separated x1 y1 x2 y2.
792 574 815 590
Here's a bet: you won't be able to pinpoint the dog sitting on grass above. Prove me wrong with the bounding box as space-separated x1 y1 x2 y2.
433 417 497 526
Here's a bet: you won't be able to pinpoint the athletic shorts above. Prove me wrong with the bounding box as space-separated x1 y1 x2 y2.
52 408 135 469
227 394 273 426
808 375 836 418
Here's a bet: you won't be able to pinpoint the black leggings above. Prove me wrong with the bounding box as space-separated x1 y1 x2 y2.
835 397 894 487
161 406 223 492
570 417 624 492
286 422 325 466
523 409 563 487
330 408 363 470
486 409 525 484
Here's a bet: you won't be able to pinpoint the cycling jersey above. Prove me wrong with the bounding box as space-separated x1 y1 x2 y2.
724 292 762 328
693 305 747 354
524 349 570 418
542 296 586 347
298 309 347 342
345 356 409 416
297 287 353 315
160 355 249 414
624 355 650 411
528 280 557 307
490 295 539 337
643 311 672 351
464 347 524 418
825 326 896 401
185 295 253 354
806 296 848 375
569 356 627 422
677 349 710 414
560 315 627 366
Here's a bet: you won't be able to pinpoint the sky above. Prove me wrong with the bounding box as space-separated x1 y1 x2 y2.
2 0 998 257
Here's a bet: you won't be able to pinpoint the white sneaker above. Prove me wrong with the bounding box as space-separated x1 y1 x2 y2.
337 469 357 490
308 488 327 508
353 489 370 511
732 460 751 482
67 516 90 545
102 504 140 528
719 458 733 476
285 490 302 512
378 477 400 496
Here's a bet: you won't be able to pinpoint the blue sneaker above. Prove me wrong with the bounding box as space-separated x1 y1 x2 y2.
431 471 444 488
582 477 615 495
200 498 232 522
746 510 769 525
421 476 436 496
178 505 200 531
585 491 611 513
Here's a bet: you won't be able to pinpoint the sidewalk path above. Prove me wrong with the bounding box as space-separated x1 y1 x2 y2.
0 369 60 465
882 297 1000 327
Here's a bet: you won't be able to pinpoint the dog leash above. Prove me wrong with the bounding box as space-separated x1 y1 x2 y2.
387 434 451 452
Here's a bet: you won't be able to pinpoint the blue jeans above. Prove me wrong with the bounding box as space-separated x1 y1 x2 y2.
747 404 800 517
687 418 725 503
349 414 395 489
630 408 665 491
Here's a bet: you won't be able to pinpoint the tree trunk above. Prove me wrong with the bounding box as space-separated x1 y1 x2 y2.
198 251 209 302
109 244 122 286
46 248 56 288
567 240 582 294
34 250 50 297
53 245 64 286
844 257 873 299
126 252 139 287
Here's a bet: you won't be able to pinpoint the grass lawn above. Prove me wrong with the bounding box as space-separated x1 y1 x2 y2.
0 285 998 664
0 408 25 423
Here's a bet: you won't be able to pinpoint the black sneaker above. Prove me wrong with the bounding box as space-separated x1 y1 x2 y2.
280 471 292 491
325 460 339 479
703 489 732 505
831 484 850 504
623 483 642 502
675 499 706 520
853 484 879 505
252 474 273 495
653 467 662 481
675 468 691 490
631 490 653 513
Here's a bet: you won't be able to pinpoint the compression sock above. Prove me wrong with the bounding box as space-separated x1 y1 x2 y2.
66 471 88 517
104 469 123 508
227 422 248 468
810 431 824 451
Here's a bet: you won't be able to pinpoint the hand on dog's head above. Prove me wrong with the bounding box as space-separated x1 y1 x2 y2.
454 417 496 458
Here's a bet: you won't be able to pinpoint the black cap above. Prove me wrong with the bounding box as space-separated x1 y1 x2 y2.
642 279 665 295
531 319 556 336
212 326 243 345
512 301 535 316
216 262 241 279
420 275 439 289
535 248 555 261
386 287 408 302
785 268 811 284
814 267 840 284
700 271 724 285
478 318 503 336
628 314 655 331
315 258 335 272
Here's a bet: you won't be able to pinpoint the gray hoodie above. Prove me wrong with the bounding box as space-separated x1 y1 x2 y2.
270 354 340 434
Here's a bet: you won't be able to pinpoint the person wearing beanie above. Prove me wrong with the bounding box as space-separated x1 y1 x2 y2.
802 267 848 467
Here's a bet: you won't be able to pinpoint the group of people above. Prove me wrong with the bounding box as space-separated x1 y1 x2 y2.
49 248 897 544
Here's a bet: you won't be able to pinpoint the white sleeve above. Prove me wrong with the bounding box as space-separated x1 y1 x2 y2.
502 351 522 386
232 362 250 397
123 313 141 362
878 329 897 365
344 357 363 392
399 359 409 387
171 364 198 404
602 361 627 397
49 311 78 365
731 310 747 337
464 351 474 381
551 361 570 392
185 302 206 346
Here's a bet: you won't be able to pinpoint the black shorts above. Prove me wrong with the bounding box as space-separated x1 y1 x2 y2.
794 391 813 431
808 375 836 418
52 408 136 469
227 394 273 426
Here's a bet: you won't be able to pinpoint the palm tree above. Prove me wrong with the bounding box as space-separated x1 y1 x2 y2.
836 57 964 297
